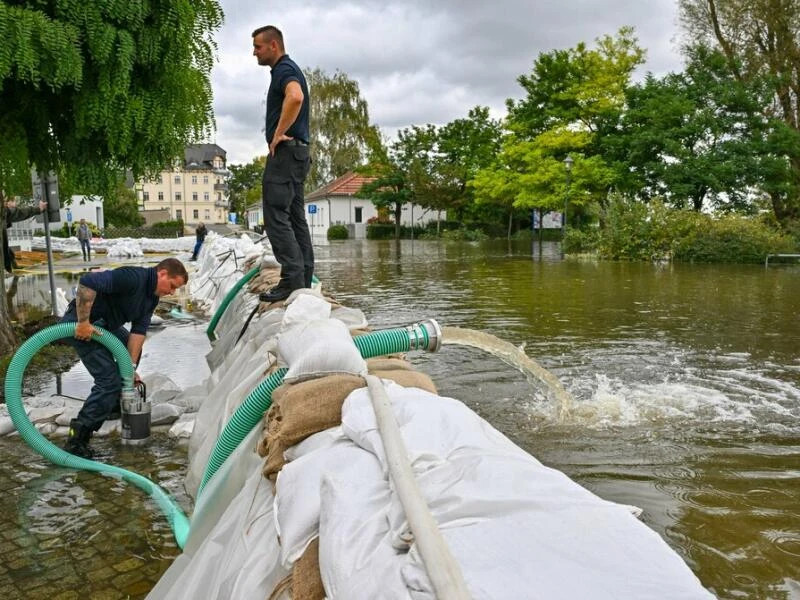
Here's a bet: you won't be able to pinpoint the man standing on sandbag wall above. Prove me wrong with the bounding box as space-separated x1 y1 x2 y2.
252 25 314 303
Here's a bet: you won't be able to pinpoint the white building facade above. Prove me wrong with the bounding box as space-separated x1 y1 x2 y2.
303 172 438 239
136 144 230 225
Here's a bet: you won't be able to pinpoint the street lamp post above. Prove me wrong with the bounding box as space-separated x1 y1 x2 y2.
562 155 573 249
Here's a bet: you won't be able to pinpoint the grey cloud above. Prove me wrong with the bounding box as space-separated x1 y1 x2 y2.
213 0 683 164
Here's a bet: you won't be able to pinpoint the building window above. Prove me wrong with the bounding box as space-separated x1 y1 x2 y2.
355 207 363 223
203 176 209 184
192 175 198 184
143 192 149 202
192 192 198 201
204 192 209 201
176 209 182 219
158 192 164 201
174 175 181 184
175 192 181 201
193 209 199 219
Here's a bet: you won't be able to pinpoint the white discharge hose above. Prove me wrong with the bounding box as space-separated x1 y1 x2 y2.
363 374 472 600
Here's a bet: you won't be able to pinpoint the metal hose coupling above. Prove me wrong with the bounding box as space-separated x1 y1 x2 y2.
406 318 442 352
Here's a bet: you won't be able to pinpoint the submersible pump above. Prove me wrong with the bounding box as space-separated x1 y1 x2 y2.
121 382 150 444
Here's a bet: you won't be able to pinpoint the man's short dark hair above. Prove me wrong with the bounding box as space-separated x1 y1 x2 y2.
156 257 188 282
252 25 284 49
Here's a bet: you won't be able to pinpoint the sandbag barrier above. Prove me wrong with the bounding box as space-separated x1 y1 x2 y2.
196 319 442 497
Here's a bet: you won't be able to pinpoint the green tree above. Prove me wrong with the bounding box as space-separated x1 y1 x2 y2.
0 0 222 355
609 45 774 212
228 157 266 223
473 29 642 226
414 107 502 225
103 183 144 227
306 69 382 192
678 0 800 226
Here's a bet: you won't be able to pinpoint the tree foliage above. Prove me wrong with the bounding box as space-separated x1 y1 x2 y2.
228 157 266 222
0 0 222 356
473 29 642 223
608 45 774 211
306 68 381 192
414 107 501 221
103 182 144 227
678 0 800 225
0 0 222 196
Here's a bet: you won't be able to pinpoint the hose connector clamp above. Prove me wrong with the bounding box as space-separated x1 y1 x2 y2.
407 318 442 353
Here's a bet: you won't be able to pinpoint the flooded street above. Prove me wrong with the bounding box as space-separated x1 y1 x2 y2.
2 241 800 598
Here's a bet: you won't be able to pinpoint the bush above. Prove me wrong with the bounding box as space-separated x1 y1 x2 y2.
563 227 600 254
441 228 488 241
327 224 348 240
597 195 796 263
366 223 396 239
673 215 796 263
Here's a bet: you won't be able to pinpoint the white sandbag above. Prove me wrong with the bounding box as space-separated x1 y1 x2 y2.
168 413 195 438
28 406 66 424
147 450 289 600
283 425 345 462
342 384 534 474
280 292 331 328
278 318 366 383
274 436 373 566
337 383 713 600
318 465 411 600
0 417 16 436
331 306 369 331
143 373 181 405
151 403 184 425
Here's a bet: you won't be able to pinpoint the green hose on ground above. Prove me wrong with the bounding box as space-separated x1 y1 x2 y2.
3 323 191 549
197 320 441 496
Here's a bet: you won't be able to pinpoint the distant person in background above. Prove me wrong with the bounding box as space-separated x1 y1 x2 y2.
4 199 47 273
191 222 207 261
77 218 92 262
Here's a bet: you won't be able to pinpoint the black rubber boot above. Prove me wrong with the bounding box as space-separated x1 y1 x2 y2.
64 419 94 458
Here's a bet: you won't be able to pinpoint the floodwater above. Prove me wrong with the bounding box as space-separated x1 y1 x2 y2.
316 239 800 600
2 240 800 599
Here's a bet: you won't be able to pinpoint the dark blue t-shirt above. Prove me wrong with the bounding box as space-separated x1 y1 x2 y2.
67 267 159 335
265 54 310 144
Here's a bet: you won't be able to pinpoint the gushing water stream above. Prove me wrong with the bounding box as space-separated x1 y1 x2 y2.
441 326 574 420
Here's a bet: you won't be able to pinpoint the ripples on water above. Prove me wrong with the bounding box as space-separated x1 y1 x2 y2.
4 242 800 599
318 240 800 599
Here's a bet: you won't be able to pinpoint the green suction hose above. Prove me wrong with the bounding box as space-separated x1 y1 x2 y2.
197 319 442 496
206 266 260 341
206 269 322 341
3 323 191 549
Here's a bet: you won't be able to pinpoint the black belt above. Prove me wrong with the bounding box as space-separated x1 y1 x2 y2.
283 139 308 147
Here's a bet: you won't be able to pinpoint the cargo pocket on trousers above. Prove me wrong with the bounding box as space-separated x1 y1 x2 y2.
265 181 293 211
290 147 311 181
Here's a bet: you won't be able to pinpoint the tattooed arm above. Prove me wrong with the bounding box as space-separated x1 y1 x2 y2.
73 283 100 341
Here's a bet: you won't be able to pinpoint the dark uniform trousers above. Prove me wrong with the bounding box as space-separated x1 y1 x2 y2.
261 142 314 290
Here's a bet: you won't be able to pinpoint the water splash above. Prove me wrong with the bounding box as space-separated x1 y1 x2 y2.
441 326 574 420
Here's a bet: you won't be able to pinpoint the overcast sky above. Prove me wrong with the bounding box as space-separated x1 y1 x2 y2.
210 0 685 165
